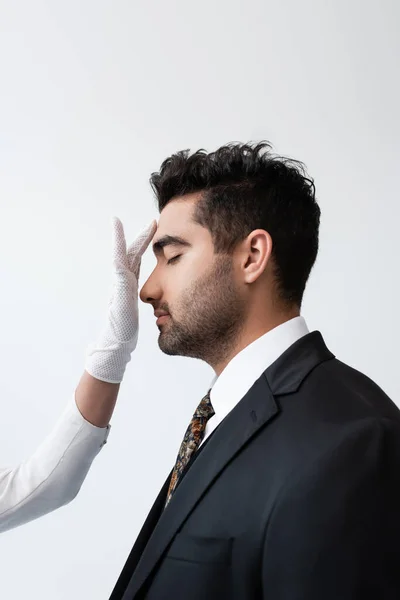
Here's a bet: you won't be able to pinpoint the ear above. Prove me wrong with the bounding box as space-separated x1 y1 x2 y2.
241 229 273 284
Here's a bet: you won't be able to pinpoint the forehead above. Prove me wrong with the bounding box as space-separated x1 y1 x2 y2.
154 193 201 241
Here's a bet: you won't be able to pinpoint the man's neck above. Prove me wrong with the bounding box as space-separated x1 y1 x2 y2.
212 309 300 377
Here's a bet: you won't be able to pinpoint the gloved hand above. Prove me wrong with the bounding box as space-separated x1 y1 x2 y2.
85 217 157 383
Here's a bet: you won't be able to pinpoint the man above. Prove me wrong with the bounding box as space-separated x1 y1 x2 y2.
0 218 156 533
110 142 400 599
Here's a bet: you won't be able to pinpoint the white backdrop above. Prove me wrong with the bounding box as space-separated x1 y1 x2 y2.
0 1 399 598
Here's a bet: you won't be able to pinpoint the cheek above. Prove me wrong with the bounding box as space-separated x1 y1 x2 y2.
165 259 200 298
166 269 193 296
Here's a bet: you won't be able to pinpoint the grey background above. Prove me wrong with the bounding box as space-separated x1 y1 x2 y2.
0 1 399 598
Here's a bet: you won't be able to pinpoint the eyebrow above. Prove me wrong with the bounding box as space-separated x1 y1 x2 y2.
152 235 192 256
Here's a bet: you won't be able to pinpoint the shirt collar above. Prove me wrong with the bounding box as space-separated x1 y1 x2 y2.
208 316 309 424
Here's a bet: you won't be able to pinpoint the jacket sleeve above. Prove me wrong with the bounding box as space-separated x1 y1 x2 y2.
0 397 110 534
261 417 400 599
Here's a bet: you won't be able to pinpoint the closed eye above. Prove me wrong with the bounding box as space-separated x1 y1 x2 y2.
167 255 182 265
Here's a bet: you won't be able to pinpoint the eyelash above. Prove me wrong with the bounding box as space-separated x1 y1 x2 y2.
167 255 182 265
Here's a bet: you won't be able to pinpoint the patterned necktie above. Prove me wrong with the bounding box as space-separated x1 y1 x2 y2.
165 390 215 507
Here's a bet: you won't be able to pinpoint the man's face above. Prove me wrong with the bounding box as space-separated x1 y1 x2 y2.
139 193 246 366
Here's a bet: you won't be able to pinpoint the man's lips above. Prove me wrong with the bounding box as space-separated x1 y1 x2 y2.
156 314 170 325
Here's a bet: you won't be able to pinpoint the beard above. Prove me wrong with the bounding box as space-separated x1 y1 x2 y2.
157 255 246 367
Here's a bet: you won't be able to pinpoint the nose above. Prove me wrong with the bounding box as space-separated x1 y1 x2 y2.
139 271 161 305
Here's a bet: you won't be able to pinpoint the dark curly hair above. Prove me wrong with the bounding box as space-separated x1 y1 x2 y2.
150 142 320 307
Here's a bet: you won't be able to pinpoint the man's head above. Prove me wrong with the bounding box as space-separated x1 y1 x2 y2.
139 142 320 371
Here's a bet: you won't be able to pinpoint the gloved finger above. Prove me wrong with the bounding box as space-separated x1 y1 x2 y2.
127 220 157 274
112 217 128 271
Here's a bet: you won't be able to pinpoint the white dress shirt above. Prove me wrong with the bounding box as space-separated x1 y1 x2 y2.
201 316 309 445
0 397 109 534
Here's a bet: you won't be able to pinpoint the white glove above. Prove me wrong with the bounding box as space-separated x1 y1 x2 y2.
85 217 157 384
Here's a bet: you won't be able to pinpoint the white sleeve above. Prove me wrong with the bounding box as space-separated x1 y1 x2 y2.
0 396 110 534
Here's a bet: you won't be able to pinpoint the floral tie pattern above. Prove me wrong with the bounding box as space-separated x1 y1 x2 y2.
165 390 215 507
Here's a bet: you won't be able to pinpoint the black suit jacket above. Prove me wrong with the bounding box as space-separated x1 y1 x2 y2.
110 332 400 599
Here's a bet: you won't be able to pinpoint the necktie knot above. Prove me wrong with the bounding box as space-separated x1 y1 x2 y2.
194 391 215 420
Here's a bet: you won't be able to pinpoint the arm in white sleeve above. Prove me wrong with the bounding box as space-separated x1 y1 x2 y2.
0 397 109 534
0 217 156 534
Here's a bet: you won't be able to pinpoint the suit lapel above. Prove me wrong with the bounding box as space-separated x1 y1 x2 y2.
123 373 279 599
123 330 335 599
112 428 220 598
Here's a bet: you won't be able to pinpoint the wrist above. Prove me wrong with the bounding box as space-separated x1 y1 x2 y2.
85 340 134 384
